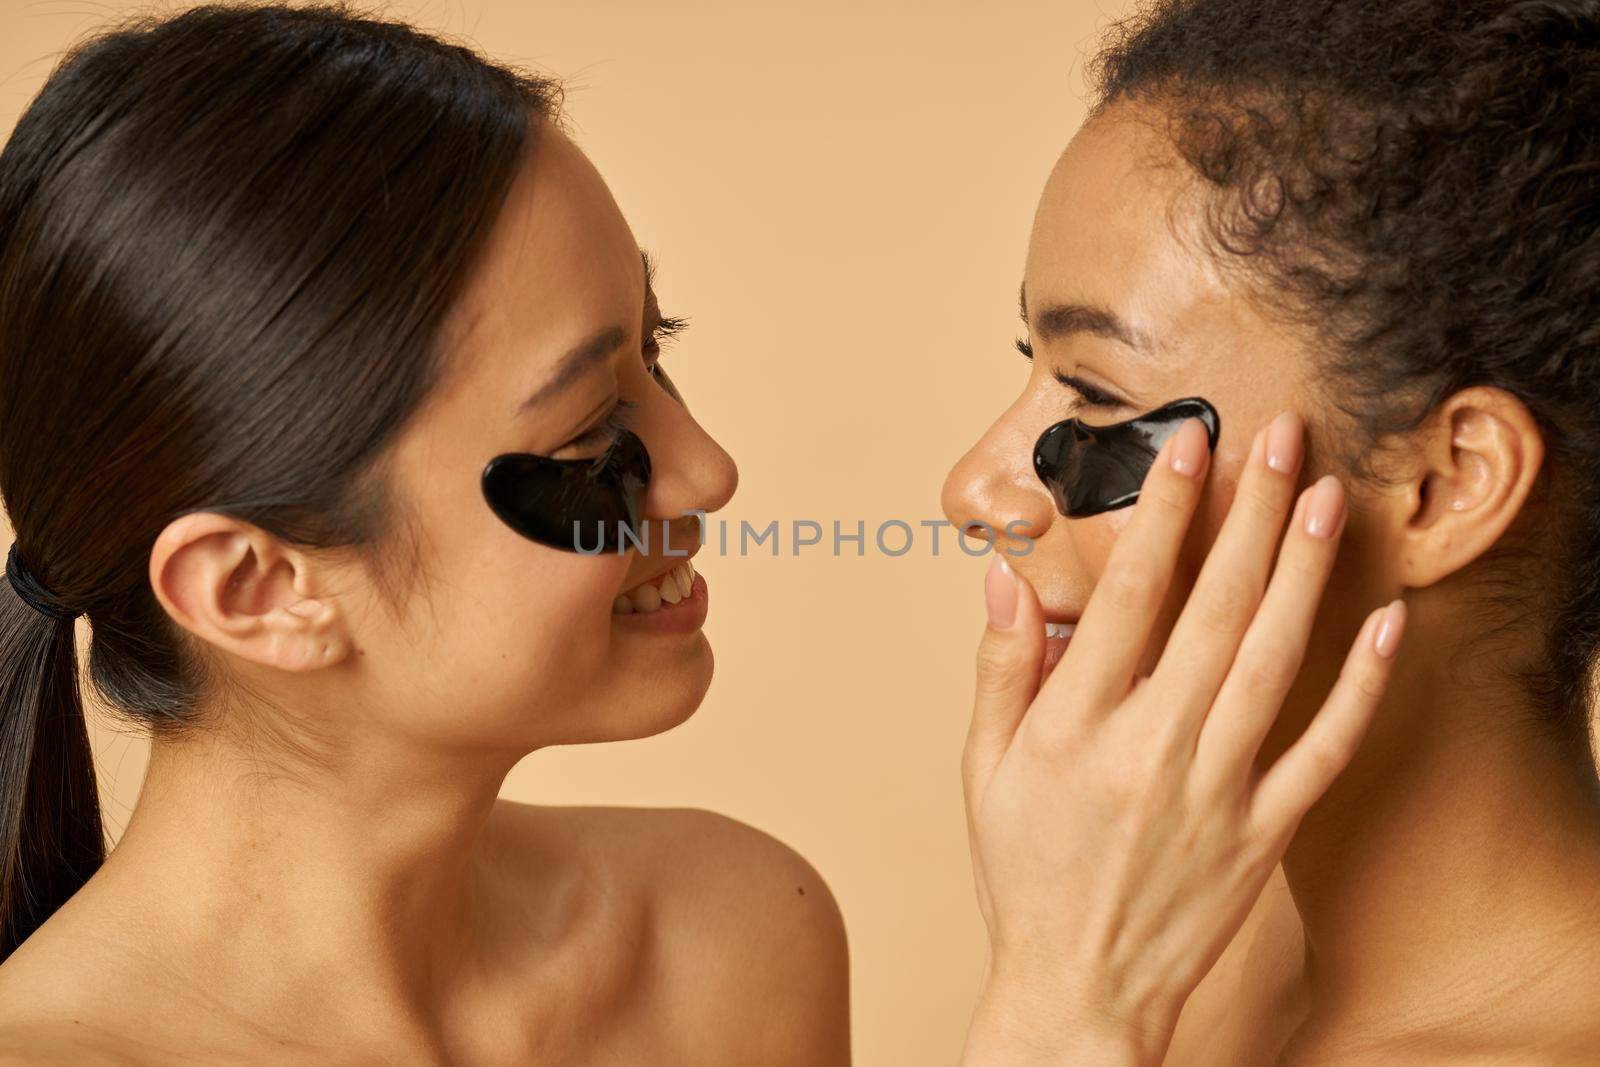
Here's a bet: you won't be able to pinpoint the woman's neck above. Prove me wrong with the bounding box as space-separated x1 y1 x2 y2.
1280 633 1600 1046
96 721 524 1040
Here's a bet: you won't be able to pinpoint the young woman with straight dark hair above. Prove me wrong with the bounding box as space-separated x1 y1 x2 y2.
0 5 850 1061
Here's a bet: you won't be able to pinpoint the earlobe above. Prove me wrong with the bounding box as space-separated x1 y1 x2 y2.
1394 387 1545 589
150 512 352 673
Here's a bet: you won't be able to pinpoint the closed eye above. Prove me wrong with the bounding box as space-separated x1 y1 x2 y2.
1052 371 1123 408
558 398 639 458
1016 336 1126 408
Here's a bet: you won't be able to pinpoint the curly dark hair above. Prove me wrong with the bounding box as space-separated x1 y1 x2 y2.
1089 0 1600 765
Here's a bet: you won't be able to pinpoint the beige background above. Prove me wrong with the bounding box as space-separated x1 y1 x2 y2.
0 0 1131 1061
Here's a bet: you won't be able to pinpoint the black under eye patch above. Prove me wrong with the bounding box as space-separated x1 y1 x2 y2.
482 428 652 552
1033 396 1221 518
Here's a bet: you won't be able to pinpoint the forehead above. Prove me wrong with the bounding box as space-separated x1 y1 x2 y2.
1027 107 1218 340
1024 104 1303 398
439 122 642 395
1029 110 1195 282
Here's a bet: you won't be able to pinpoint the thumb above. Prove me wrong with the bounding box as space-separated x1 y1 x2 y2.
966 553 1047 790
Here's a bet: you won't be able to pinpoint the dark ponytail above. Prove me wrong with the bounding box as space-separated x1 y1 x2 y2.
0 567 101 958
0 1 561 958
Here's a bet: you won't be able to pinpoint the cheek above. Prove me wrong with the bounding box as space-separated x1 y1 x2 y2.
430 549 631 732
487 553 624 663
1076 469 1232 588
1017 507 1128 612
1082 493 1226 674
1078 507 1133 577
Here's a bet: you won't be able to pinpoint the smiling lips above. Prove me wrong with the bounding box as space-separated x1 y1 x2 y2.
1041 618 1078 678
613 560 697 615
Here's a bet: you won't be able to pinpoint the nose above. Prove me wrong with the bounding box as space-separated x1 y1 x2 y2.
641 392 738 522
941 412 1055 554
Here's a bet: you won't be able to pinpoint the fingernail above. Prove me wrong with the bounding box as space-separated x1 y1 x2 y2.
1373 598 1406 658
1304 475 1345 538
1266 411 1303 474
985 553 1018 630
1169 418 1208 476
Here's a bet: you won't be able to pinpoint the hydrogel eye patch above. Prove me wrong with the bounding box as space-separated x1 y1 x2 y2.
482 428 652 552
1033 396 1221 518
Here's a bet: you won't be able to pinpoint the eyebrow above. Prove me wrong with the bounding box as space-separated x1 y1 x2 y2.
1018 281 1151 354
514 250 658 417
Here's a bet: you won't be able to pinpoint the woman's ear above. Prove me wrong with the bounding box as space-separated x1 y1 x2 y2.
149 512 353 672
1382 385 1545 590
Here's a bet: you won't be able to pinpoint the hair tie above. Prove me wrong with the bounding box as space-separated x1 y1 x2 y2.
6 542 81 622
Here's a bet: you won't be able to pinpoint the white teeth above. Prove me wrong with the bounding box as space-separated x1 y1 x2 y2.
1044 622 1077 639
611 562 697 615
634 583 662 613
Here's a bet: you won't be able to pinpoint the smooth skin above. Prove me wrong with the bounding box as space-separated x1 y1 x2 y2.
946 100 1600 1064
961 414 1403 1066
0 121 850 1065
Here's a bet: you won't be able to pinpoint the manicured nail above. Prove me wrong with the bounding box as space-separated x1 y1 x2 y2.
1373 598 1406 658
1266 411 1303 474
1304 475 1345 538
986 553 1018 630
1169 418 1208 476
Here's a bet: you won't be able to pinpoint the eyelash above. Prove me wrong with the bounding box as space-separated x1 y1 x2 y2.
560 313 684 454
646 315 689 375
562 314 688 453
1014 335 1124 408
566 399 640 454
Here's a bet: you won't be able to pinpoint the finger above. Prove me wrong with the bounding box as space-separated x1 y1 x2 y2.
966 553 1048 795
1151 411 1306 731
1250 599 1406 832
1042 417 1211 715
1196 475 1346 781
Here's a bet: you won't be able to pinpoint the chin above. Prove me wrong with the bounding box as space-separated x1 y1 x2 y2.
568 636 716 745
638 636 715 735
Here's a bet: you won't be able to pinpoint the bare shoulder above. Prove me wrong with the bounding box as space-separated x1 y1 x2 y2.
0 939 193 1066
0 1025 77 1066
489 801 851 1066
0 903 144 1063
1163 864 1305 1067
0 1019 146 1066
